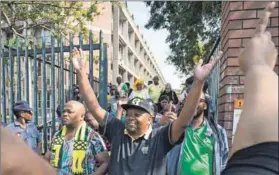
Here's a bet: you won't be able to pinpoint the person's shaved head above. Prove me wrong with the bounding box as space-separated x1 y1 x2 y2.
62 100 86 128
66 100 86 114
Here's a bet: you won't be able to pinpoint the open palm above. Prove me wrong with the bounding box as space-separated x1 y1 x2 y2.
194 51 223 81
71 47 86 71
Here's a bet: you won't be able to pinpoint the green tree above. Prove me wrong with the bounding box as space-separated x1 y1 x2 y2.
145 1 221 73
192 40 206 64
0 1 100 40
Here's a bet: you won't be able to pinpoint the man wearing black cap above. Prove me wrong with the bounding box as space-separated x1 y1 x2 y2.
6 101 42 154
71 47 222 174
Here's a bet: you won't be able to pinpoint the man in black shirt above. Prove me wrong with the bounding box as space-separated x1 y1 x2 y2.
70 46 221 174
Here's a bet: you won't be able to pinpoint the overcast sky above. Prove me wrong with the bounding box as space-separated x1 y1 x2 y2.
127 2 183 90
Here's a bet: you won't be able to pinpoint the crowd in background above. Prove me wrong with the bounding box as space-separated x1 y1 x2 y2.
1 3 278 175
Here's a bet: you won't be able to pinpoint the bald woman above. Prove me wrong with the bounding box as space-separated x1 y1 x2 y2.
45 101 109 175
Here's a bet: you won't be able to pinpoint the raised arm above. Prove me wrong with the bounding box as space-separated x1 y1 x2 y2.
230 2 278 156
71 48 106 125
171 52 222 143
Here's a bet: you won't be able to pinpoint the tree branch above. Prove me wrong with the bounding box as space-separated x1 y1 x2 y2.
1 11 25 38
1 1 80 10
18 21 52 31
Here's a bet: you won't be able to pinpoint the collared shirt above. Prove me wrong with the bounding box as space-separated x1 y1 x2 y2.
124 126 153 141
6 121 41 154
167 119 229 175
100 112 178 175
180 120 214 175
50 126 107 175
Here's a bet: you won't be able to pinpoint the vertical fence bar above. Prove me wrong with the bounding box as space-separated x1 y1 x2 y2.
25 39 30 103
9 40 14 122
33 41 38 125
1 49 7 123
69 34 73 100
51 36 56 135
77 33 83 86
60 37 64 109
41 39 47 153
98 31 107 108
16 39 21 101
89 30 94 88
79 32 83 50
57 41 61 108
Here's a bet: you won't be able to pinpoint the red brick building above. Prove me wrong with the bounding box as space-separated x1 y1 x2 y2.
219 1 278 147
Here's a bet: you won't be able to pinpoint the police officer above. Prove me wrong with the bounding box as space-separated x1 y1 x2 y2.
6 101 42 154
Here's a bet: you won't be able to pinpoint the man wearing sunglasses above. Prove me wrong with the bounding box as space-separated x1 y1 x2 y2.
6 101 42 154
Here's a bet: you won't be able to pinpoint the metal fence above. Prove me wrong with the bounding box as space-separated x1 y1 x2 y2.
204 37 221 122
0 30 108 153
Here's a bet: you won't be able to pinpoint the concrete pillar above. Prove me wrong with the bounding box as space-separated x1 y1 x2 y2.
220 1 278 147
123 70 128 83
136 42 140 55
124 20 128 39
131 55 135 71
135 60 140 77
130 32 135 48
112 4 120 85
124 45 128 66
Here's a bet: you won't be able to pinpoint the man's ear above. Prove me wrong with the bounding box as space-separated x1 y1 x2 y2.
204 103 207 110
148 115 153 123
81 113 85 120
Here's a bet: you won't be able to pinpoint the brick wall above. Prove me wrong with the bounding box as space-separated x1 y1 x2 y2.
220 1 279 147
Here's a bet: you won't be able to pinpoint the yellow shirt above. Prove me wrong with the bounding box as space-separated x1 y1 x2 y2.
148 84 163 103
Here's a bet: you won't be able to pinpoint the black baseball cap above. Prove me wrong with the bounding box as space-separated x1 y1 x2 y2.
121 97 154 117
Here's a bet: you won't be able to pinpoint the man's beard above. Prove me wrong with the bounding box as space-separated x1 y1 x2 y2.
193 106 204 119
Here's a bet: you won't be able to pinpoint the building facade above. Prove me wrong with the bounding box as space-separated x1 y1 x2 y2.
0 2 166 123
88 2 166 85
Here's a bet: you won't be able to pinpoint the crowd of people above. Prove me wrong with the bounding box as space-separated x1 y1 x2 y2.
1 2 278 175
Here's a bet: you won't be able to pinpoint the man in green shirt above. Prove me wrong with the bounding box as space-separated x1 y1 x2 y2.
179 91 228 175
180 92 213 175
148 76 163 103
